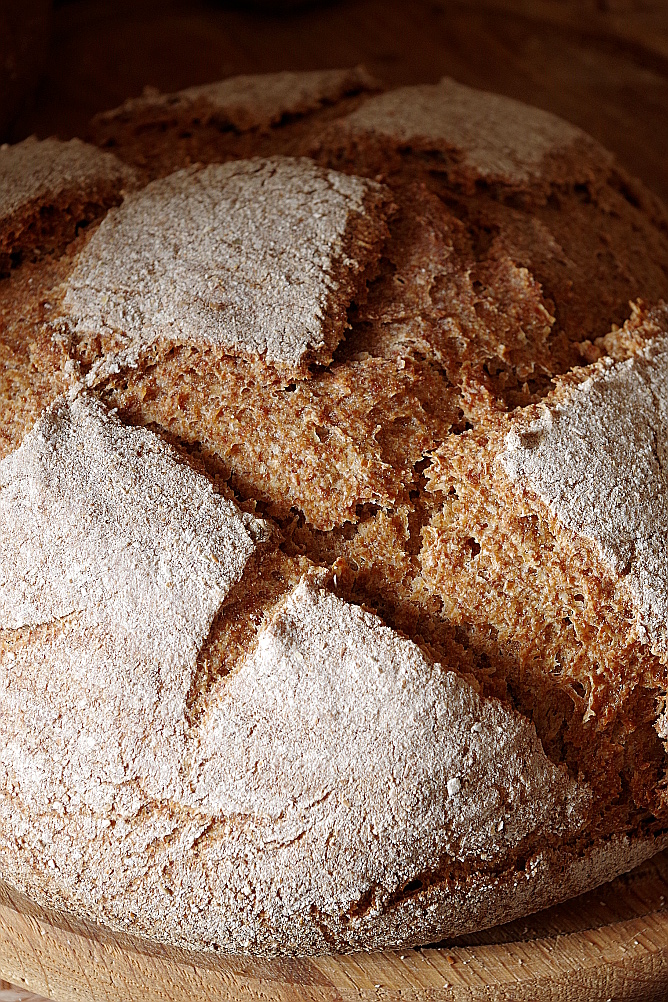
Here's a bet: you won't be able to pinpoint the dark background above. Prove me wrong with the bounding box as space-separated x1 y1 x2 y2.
3 0 668 201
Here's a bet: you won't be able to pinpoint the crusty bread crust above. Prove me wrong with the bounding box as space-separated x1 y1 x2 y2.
93 67 378 134
63 158 390 372
0 137 136 271
501 336 668 657
335 77 598 184
1 72 668 955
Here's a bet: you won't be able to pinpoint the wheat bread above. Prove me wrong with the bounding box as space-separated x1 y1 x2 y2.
1 72 668 956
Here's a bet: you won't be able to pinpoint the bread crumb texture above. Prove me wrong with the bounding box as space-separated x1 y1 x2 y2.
501 336 668 655
0 254 70 459
1 74 668 954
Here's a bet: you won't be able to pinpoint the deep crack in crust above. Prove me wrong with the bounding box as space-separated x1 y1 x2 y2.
86 67 380 183
92 67 379 137
1 72 668 955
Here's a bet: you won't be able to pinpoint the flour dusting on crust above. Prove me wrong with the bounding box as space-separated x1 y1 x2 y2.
96 67 376 131
0 569 591 952
63 157 388 370
341 77 598 182
194 577 590 845
501 335 668 653
1 68 667 957
0 136 135 221
0 392 263 808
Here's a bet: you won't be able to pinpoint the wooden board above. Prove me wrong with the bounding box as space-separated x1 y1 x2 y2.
1 849 668 1002
8 0 668 202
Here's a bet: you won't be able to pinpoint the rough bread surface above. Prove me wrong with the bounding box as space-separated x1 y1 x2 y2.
0 136 136 270
63 157 386 370
97 66 376 130
195 577 589 838
501 335 668 654
0 571 592 953
0 391 264 814
338 76 593 182
0 388 268 807
0 391 261 635
0 137 135 221
2 71 668 956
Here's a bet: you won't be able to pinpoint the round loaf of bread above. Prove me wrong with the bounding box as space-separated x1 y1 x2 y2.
1 69 668 956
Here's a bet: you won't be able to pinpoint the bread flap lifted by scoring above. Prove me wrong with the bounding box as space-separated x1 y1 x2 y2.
0 137 136 269
332 76 611 188
0 392 265 812
61 157 391 375
501 336 668 658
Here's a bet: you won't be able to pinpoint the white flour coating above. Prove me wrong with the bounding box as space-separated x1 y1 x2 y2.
0 136 135 220
0 540 591 951
191 578 590 847
97 67 375 130
342 77 596 182
501 336 668 653
62 158 381 370
0 392 263 810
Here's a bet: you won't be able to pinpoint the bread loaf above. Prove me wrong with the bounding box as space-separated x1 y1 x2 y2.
1 68 668 956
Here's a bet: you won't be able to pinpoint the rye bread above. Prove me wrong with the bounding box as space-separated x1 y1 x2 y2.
1 69 668 956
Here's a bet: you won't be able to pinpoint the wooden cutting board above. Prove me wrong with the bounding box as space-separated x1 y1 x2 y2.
1 849 668 1002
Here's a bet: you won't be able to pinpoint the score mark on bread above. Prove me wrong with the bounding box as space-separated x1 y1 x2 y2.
332 77 608 185
501 335 668 655
0 137 136 271
0 425 592 951
0 391 263 636
0 392 265 814
93 66 377 133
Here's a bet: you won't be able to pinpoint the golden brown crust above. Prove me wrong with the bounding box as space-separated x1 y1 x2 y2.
1 75 668 956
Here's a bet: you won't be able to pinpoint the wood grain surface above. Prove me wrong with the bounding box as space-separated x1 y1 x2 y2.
0 850 668 1001
8 0 668 201
3 2 668 998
